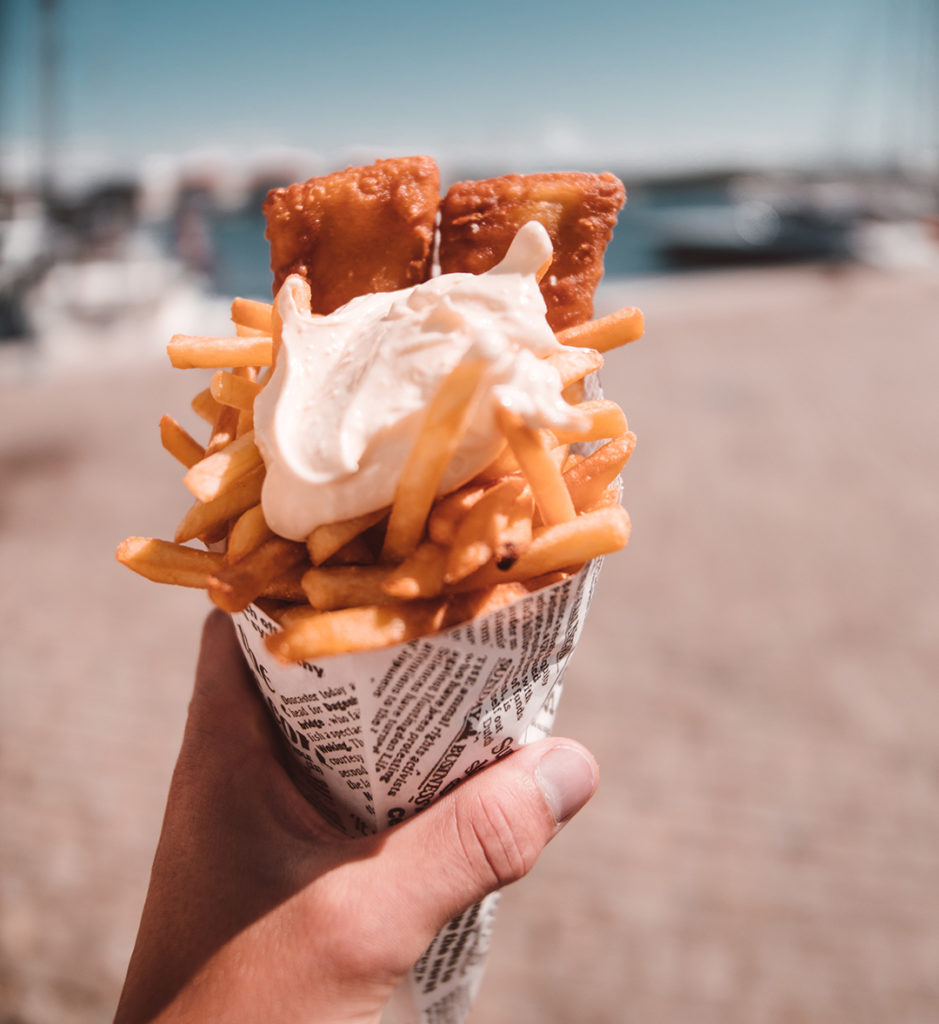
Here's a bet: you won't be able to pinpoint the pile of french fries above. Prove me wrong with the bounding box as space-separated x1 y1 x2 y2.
117 280 642 664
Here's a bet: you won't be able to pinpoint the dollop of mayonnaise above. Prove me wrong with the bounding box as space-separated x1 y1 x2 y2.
254 221 587 540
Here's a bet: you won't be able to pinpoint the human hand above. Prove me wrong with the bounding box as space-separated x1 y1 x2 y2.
115 611 598 1024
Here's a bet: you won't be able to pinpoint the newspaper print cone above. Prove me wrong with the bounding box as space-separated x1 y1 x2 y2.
233 556 604 1024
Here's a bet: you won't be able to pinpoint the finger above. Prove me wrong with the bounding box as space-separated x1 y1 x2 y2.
376 738 598 939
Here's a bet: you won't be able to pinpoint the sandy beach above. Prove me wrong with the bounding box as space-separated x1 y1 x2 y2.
1 262 937 1022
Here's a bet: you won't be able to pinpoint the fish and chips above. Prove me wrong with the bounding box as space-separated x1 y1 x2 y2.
118 157 643 664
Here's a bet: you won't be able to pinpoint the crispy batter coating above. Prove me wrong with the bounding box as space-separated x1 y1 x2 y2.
264 156 440 312
438 172 625 330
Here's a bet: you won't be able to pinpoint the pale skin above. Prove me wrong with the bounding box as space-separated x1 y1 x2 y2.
115 612 599 1023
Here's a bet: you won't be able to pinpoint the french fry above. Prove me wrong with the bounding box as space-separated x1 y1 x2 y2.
192 387 224 425
547 443 569 471
236 406 254 438
210 370 262 411
550 400 628 444
205 367 257 455
168 334 273 369
427 483 490 545
444 477 531 583
159 415 205 468
496 406 576 526
208 536 309 613
259 565 308 604
563 432 636 511
175 464 265 544
581 487 622 514
557 306 644 352
116 537 225 589
226 504 274 563
302 565 396 610
231 297 274 333
184 431 263 503
265 600 448 663
325 534 375 566
450 504 631 591
382 542 448 599
307 508 388 566
492 489 535 570
442 582 531 628
204 401 241 458
543 346 603 388
471 446 520 483
521 570 575 591
382 359 487 562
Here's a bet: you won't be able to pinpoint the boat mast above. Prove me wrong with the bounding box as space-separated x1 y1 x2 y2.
38 0 60 213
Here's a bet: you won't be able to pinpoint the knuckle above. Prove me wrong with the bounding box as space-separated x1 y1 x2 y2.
455 791 541 890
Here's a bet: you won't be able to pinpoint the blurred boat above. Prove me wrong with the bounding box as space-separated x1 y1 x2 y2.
641 168 939 270
0 181 228 375
649 195 855 267
21 234 227 373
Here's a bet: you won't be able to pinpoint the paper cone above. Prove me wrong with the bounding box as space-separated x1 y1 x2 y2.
233 555 604 1023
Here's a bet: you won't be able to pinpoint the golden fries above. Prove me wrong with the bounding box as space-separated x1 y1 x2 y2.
191 387 224 425
428 483 488 545
557 306 645 352
551 400 628 445
118 165 643 664
563 433 636 511
227 504 274 562
382 359 487 562
184 431 263 503
496 406 576 526
210 370 262 412
544 346 604 388
122 312 636 658
208 537 309 613
265 601 448 663
382 542 449 599
174 464 265 544
302 565 396 610
231 297 273 333
451 505 631 591
441 582 532 628
168 334 273 369
259 565 308 603
159 415 205 468
444 476 532 583
307 508 387 566
116 537 225 588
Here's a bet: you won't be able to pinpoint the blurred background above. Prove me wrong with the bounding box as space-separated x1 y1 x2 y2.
1 0 937 1021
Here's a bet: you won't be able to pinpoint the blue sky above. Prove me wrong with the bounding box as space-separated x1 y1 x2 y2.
0 0 933 185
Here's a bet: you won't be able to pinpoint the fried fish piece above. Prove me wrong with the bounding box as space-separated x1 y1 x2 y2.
264 156 440 312
438 172 625 330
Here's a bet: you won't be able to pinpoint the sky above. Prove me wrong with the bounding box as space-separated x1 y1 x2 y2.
0 0 935 189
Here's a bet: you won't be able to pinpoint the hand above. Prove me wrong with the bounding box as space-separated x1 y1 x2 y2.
115 611 598 1024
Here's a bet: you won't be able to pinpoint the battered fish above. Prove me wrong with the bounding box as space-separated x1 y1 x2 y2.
264 156 440 312
438 172 625 330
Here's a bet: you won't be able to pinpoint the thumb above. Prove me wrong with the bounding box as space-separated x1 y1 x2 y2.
377 739 598 939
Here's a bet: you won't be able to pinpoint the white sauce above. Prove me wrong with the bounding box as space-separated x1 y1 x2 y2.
254 221 586 540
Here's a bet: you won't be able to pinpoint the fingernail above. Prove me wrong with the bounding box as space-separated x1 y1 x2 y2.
536 745 597 823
